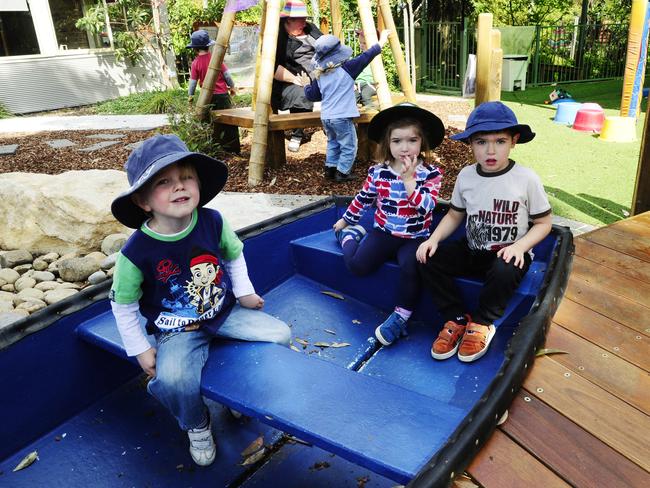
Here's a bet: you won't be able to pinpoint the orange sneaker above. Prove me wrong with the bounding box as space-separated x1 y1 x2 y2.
431 318 468 360
458 322 496 362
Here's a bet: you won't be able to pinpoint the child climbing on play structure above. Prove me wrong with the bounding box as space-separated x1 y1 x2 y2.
417 101 552 362
303 30 391 182
333 103 445 346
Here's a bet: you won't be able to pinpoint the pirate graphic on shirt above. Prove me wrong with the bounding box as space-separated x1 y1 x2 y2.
185 247 225 315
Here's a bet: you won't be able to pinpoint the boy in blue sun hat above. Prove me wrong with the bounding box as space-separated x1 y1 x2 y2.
416 101 552 363
303 29 391 182
110 134 290 466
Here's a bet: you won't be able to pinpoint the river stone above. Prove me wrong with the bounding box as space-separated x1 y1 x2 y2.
101 253 118 270
40 252 60 263
35 281 59 291
32 259 49 271
44 288 78 304
14 264 33 275
0 290 14 302
0 250 33 268
1 284 14 292
16 299 46 313
0 268 20 284
0 311 27 329
86 251 108 264
32 271 56 283
107 267 115 278
15 276 36 292
0 301 13 312
59 282 83 290
88 270 107 285
16 288 45 302
0 170 132 254
58 256 101 282
101 234 128 255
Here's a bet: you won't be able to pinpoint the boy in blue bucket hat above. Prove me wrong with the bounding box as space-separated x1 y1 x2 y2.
416 101 552 362
110 134 290 466
303 29 391 182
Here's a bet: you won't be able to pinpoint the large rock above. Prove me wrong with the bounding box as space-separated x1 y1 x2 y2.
0 170 133 254
0 250 33 268
58 256 100 282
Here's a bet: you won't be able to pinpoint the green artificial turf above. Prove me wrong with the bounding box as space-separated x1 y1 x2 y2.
499 79 647 226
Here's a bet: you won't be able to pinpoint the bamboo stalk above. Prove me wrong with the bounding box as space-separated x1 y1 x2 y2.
329 0 343 41
488 29 502 101
319 0 329 34
377 0 415 102
475 13 493 106
252 0 267 108
358 0 391 109
249 0 282 186
195 9 237 121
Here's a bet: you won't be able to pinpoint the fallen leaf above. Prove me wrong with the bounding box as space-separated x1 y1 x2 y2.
13 451 38 472
330 342 351 348
324 329 337 335
294 338 309 347
241 436 264 457
535 348 569 357
352 319 361 324
313 341 331 348
241 447 266 465
497 409 508 425
452 473 479 488
270 177 277 186
290 344 301 353
321 290 344 300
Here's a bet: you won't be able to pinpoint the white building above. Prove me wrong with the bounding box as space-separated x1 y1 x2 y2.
0 0 167 114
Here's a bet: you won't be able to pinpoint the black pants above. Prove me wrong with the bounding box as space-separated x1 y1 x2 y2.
211 93 240 154
418 238 531 325
272 83 314 141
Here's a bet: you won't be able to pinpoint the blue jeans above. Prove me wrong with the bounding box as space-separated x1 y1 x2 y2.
147 305 291 431
322 117 357 175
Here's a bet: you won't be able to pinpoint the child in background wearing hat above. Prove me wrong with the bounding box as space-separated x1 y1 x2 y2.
303 30 391 182
333 103 445 346
187 30 240 153
417 101 552 362
110 135 290 466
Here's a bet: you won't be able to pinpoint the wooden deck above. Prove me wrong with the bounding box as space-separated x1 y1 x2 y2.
464 212 650 487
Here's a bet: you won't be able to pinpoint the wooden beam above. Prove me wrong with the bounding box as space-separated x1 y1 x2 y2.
329 0 343 41
475 13 492 106
631 110 650 214
358 0 392 109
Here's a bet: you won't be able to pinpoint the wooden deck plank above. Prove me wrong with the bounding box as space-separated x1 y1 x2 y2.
544 324 650 412
553 299 650 372
570 256 650 308
574 239 650 285
564 276 650 337
523 357 650 471
466 429 571 488
501 391 650 488
583 223 650 263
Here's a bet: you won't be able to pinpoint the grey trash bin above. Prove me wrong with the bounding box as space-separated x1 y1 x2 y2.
501 55 528 91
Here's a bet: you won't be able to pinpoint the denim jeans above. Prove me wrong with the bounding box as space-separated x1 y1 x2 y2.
147 304 291 431
322 117 358 175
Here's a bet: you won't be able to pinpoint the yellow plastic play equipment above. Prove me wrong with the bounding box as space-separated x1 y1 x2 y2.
600 116 638 142
620 0 650 119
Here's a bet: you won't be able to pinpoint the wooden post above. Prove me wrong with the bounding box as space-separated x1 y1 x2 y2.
151 0 179 89
249 0 282 186
195 9 237 121
632 110 650 214
475 13 492 106
488 29 502 101
252 0 267 108
330 0 343 41
378 0 415 103
319 0 329 34
358 0 391 109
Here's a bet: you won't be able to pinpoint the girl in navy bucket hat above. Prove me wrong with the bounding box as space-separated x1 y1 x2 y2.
417 101 552 363
110 134 290 467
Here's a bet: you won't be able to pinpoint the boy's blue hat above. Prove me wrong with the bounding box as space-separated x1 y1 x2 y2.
111 134 228 229
311 34 352 70
367 102 445 149
187 30 215 49
451 101 535 143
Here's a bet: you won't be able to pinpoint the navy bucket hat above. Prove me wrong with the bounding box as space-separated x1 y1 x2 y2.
312 35 353 70
111 134 228 229
451 101 535 143
187 30 215 49
367 102 446 149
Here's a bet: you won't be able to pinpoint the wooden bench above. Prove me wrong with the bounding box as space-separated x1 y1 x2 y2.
211 107 377 168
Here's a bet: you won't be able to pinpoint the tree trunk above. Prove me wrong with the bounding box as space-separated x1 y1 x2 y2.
151 0 179 89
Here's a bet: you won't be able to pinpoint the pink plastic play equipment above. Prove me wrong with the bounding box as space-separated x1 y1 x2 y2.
573 103 605 132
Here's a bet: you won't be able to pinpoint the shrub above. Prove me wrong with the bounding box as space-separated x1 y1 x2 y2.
0 102 11 119
167 106 221 158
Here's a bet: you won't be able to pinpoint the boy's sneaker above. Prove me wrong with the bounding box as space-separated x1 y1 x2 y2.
324 166 337 179
188 422 216 466
287 136 302 152
335 224 366 247
431 317 469 360
458 323 496 362
335 170 355 182
374 311 408 346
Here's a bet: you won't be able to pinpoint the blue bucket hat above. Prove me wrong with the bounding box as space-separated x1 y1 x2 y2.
367 102 446 149
451 101 535 143
312 35 352 70
187 30 215 49
111 134 228 229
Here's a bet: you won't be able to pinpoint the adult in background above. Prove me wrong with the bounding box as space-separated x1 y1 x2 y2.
272 0 323 152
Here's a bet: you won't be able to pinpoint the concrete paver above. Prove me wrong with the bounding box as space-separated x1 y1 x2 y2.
0 144 18 155
45 139 76 149
78 141 121 152
86 134 126 140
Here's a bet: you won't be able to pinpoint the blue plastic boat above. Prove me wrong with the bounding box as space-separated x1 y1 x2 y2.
0 197 573 487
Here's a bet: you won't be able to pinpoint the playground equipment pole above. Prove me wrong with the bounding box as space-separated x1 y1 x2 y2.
319 0 329 34
330 0 343 41
358 0 392 109
488 29 502 101
620 0 650 118
632 103 650 214
377 0 416 103
195 9 237 121
249 0 282 186
475 13 492 106
252 0 267 109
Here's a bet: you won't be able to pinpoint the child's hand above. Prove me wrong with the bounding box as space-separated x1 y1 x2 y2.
379 29 391 47
294 72 310 86
416 239 438 263
333 218 348 232
400 154 418 181
137 347 157 377
228 87 236 96
239 293 265 309
497 244 526 269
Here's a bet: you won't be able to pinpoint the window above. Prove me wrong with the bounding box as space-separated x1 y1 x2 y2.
49 0 90 49
0 9 39 56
